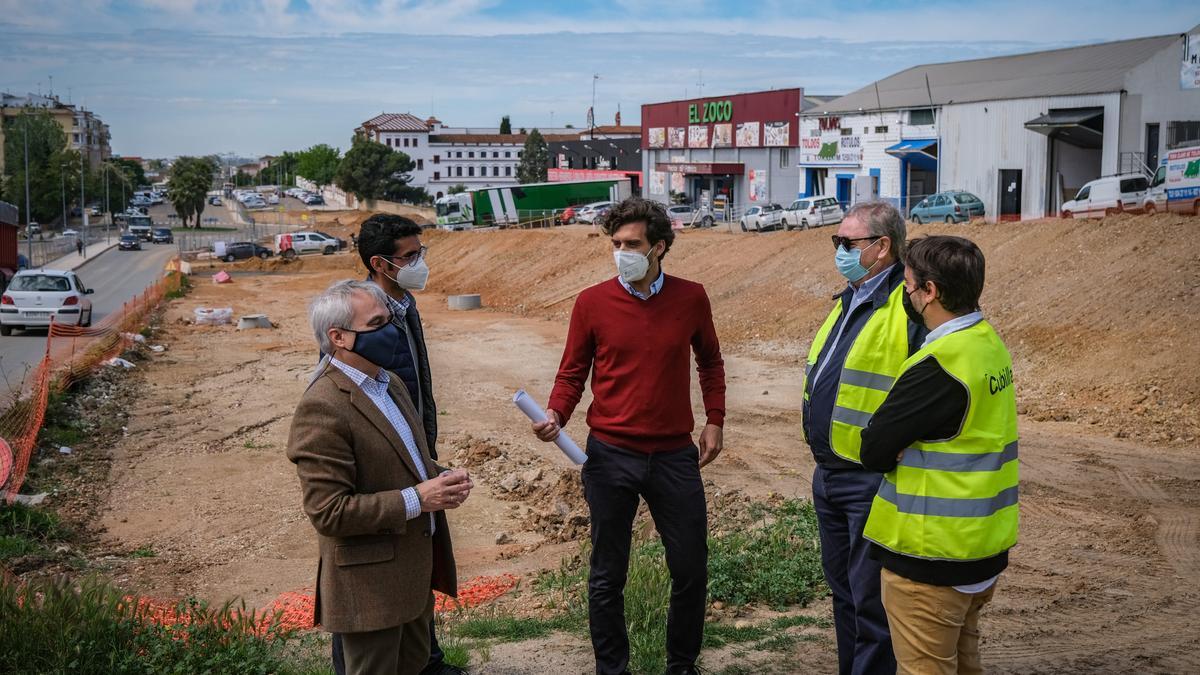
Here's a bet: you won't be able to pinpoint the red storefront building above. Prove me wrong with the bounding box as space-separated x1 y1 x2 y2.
641 88 831 218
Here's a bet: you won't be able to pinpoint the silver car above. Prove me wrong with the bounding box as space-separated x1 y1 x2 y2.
666 204 716 228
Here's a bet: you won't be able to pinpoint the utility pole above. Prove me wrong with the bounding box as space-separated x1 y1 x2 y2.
79 149 87 256
104 163 110 244
23 113 32 267
60 163 66 231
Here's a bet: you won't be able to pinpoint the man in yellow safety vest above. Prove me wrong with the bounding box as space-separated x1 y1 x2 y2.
860 235 1018 675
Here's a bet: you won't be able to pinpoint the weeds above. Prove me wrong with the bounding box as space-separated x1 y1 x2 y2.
444 498 829 674
0 502 69 562
164 273 191 300
0 576 326 675
128 545 156 558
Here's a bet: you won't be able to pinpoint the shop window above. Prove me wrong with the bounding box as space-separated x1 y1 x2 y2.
909 108 935 125
874 126 889 134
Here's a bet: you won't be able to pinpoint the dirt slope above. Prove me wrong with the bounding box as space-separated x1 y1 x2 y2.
424 214 1200 445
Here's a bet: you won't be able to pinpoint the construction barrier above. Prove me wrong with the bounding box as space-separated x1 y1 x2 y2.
0 258 185 502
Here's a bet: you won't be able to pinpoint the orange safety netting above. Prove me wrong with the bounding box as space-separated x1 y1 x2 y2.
126 574 520 634
0 258 185 502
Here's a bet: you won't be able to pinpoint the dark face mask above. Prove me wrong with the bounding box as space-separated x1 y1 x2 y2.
341 321 406 371
902 285 929 326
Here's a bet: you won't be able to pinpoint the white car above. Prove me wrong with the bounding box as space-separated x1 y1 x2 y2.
666 204 716 228
275 231 342 259
267 193 280 205
1060 174 1149 219
576 201 614 225
61 229 79 238
739 203 786 232
781 197 844 230
0 269 95 334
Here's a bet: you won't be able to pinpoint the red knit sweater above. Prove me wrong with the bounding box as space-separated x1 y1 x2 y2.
547 275 726 453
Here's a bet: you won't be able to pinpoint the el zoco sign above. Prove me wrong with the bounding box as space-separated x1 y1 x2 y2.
688 100 733 124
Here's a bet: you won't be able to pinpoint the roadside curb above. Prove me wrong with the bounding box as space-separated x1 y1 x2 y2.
72 243 119 271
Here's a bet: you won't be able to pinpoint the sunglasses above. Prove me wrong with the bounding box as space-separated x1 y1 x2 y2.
831 235 881 250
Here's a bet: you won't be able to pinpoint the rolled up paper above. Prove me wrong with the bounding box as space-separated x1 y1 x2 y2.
513 389 587 465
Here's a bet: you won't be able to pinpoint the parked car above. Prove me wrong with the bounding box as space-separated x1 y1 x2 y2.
151 228 174 244
88 205 101 217
781 197 844 230
739 203 785 232
910 191 986 224
1060 174 1150 219
130 196 152 208
275 231 341 259
118 234 142 251
61 229 79 238
302 194 325 206
575 201 613 225
0 269 95 334
220 241 272 262
26 222 41 235
666 204 716 228
209 196 222 206
267 193 280 205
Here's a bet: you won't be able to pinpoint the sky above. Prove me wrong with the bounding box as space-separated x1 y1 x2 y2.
0 1 1193 158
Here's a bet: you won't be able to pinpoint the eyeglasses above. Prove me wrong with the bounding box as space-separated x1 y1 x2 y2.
385 245 428 268
831 235 880 250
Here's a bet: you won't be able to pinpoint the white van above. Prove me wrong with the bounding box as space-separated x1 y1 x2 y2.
1060 174 1149 219
1146 147 1200 215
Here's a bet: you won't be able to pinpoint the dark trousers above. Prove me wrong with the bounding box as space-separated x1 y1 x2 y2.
812 465 896 675
333 620 444 675
582 436 708 675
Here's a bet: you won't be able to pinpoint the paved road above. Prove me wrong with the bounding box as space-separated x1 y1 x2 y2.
0 243 178 390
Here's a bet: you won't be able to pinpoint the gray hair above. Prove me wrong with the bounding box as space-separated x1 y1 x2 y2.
846 201 907 259
309 279 389 354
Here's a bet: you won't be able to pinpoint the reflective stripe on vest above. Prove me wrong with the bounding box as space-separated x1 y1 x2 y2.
802 282 911 464
863 320 1020 562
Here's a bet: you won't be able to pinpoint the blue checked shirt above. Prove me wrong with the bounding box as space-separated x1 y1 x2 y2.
329 357 433 532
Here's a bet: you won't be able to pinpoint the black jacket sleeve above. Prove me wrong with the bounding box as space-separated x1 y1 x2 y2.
860 355 968 473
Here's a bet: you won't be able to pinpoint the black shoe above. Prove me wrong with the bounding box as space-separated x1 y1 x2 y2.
664 667 705 675
421 664 468 675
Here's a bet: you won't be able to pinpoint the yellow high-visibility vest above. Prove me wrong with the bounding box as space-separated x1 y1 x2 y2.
803 283 911 464
863 320 1019 561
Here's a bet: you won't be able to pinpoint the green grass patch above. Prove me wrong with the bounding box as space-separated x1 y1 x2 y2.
708 499 827 608
0 576 327 675
38 390 87 449
452 612 576 642
0 502 70 562
129 545 156 558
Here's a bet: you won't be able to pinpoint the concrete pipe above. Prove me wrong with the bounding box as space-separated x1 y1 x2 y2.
448 294 482 311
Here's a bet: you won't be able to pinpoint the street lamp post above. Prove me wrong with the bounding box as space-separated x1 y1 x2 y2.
60 164 67 234
79 150 87 256
23 112 32 268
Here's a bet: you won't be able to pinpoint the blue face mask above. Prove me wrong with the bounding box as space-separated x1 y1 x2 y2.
835 239 882 283
342 321 407 371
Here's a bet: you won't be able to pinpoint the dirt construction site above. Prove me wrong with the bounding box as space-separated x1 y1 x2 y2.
67 210 1199 673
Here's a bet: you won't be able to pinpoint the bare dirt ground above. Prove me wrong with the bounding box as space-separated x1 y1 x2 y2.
89 214 1199 673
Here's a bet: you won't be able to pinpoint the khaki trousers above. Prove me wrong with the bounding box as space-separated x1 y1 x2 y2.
881 568 997 675
340 593 434 675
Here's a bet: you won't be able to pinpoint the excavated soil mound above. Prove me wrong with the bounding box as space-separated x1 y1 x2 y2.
421 214 1200 446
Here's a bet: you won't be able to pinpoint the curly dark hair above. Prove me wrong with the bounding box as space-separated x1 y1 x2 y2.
599 197 676 259
357 213 423 269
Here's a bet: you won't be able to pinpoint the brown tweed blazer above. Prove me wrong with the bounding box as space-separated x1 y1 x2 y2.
286 361 457 634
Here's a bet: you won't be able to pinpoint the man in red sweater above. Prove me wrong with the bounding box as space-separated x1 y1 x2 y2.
532 197 725 675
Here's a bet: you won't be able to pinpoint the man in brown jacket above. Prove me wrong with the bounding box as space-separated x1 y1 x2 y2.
289 279 473 675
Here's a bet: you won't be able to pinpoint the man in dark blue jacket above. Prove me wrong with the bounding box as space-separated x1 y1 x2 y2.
328 214 460 675
801 201 925 675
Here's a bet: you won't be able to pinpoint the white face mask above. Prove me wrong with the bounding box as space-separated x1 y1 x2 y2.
614 248 654 283
379 256 430 291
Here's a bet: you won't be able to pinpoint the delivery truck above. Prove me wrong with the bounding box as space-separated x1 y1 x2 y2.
1149 145 1200 215
435 178 632 229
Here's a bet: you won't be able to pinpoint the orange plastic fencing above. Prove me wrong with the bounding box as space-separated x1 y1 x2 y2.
119 574 520 635
0 258 184 502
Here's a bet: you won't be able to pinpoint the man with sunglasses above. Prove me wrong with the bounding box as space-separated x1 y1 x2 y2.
327 214 463 675
802 201 925 675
